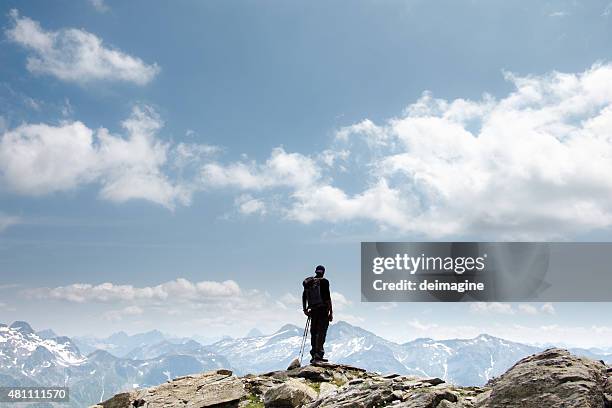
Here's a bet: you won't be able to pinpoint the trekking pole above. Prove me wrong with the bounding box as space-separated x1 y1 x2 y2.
299 316 311 365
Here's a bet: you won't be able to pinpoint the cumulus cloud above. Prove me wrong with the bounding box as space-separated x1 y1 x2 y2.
472 302 557 316
330 291 351 311
203 63 612 238
235 194 266 215
336 64 612 238
0 105 216 209
22 278 353 336
470 302 515 315
407 318 439 331
5 62 612 238
518 304 538 315
23 278 241 303
276 290 351 311
6 10 159 85
202 147 321 190
541 303 556 315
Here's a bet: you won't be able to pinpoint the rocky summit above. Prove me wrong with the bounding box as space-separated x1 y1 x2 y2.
93 348 612 408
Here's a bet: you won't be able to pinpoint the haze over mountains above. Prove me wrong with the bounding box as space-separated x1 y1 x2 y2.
1 320 611 407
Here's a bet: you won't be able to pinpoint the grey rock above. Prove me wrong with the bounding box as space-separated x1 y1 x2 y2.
97 348 611 408
478 348 608 408
397 387 459 408
289 365 333 382
287 358 301 370
318 382 339 399
421 377 445 386
264 379 318 407
99 369 245 408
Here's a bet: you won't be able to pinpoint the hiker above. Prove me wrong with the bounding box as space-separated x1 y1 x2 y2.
302 265 333 364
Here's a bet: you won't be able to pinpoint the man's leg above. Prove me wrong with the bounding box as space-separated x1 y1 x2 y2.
309 312 319 360
317 313 330 359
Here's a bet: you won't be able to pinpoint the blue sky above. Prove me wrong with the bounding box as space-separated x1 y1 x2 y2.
1 0 612 347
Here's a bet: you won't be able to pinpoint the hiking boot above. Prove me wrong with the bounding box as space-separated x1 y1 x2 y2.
310 357 321 364
318 357 329 362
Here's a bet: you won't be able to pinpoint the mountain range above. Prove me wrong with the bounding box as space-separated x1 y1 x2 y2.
1 320 611 407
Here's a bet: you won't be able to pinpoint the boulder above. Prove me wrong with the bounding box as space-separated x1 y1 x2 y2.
287 358 301 370
318 382 338 399
478 348 608 408
397 387 459 408
264 379 318 407
99 369 245 408
289 365 332 382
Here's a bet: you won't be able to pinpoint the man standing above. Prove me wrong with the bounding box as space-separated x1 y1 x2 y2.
302 265 333 364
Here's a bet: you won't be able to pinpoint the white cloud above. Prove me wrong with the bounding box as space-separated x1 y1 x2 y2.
21 278 353 337
6 10 159 85
518 304 538 315
89 0 109 13
518 303 554 316
541 303 556 315
277 293 301 310
471 303 557 316
319 149 350 168
0 105 214 209
549 11 568 17
5 62 612 238
197 63 612 238
23 278 241 303
470 302 515 315
286 180 411 226
276 291 351 312
330 291 351 311
235 194 266 215
202 147 321 190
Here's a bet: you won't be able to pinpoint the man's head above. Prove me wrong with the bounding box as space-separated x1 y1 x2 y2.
315 265 325 277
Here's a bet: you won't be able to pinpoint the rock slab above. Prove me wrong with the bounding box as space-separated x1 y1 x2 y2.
98 369 245 408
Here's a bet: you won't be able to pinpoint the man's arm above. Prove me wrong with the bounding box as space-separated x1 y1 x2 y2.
302 290 309 316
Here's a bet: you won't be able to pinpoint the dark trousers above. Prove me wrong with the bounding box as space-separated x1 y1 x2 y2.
309 306 329 359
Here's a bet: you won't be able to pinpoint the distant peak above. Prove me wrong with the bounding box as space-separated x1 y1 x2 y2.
275 323 300 333
475 333 499 341
88 349 118 361
411 337 435 343
142 329 164 337
108 331 129 339
36 329 58 339
10 321 34 334
246 328 264 337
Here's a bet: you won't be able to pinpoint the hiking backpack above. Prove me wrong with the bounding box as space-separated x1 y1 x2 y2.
303 277 324 308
